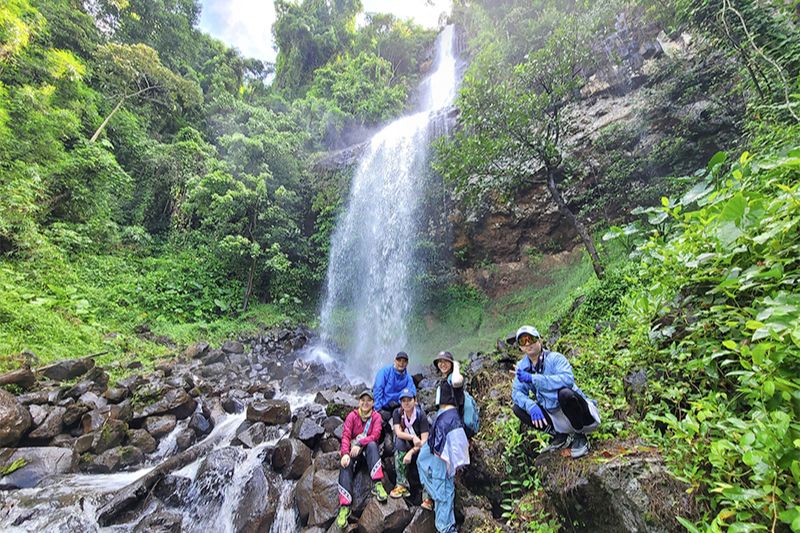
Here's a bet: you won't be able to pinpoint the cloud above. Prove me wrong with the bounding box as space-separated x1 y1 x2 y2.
198 0 452 63
199 0 278 62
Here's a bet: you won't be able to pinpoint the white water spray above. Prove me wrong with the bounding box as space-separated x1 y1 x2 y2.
319 25 460 380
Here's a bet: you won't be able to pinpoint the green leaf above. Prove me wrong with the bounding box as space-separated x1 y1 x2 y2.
722 340 738 350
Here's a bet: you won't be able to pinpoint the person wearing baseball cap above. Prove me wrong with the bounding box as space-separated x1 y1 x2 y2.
372 351 417 424
389 387 432 508
336 388 387 527
512 325 601 458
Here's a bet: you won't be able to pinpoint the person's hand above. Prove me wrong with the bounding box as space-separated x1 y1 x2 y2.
350 444 362 458
412 436 421 448
403 450 414 465
340 454 351 468
528 405 547 429
516 368 534 384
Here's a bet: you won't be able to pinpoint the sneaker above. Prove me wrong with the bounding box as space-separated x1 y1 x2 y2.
372 482 388 502
390 485 410 498
542 432 571 453
570 433 590 458
421 498 434 511
336 506 350 528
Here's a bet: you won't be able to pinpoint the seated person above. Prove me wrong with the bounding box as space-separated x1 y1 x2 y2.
389 387 432 509
336 389 387 528
373 351 416 423
511 325 601 458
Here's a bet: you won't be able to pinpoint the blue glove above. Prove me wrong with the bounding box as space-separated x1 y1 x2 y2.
528 405 545 424
516 368 533 384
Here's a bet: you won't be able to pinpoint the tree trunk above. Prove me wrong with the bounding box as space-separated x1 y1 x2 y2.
0 367 35 388
90 97 126 143
545 168 604 279
242 256 256 312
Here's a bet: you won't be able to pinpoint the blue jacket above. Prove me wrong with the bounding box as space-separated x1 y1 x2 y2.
512 350 590 412
373 365 416 411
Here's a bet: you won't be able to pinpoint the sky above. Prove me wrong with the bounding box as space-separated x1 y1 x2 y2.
198 0 452 63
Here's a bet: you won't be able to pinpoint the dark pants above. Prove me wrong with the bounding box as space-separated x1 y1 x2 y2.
337 441 383 506
512 387 595 433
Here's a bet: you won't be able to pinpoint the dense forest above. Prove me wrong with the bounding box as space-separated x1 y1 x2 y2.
1 0 799 531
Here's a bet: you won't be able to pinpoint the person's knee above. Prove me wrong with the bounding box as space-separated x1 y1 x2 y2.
558 387 576 405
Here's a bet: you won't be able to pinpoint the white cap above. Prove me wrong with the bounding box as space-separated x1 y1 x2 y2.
515 325 541 341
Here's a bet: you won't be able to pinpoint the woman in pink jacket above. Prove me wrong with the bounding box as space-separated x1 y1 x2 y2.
336 389 387 528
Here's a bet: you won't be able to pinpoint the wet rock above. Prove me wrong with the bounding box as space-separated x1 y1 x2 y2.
247 399 291 425
185 341 210 359
128 429 157 454
28 406 66 440
233 462 278 533
87 445 145 473
175 428 196 452
236 421 267 448
189 412 211 436
323 392 358 419
144 415 177 438
49 434 75 448
0 389 33 446
132 509 183 533
406 507 437 533
313 451 342 472
135 388 196 420
295 464 339 528
291 416 325 449
28 403 48 427
40 358 95 382
194 447 247 503
358 496 412 533
0 447 78 489
273 438 312 480
322 416 343 434
91 419 127 454
535 450 694 533
153 474 192 507
222 394 245 414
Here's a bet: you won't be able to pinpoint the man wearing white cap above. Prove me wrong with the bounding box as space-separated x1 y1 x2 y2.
511 325 601 458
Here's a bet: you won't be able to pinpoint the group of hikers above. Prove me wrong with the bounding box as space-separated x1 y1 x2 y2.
335 325 601 532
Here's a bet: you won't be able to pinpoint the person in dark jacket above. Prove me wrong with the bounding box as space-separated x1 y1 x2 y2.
336 389 387 528
373 351 416 423
511 325 601 458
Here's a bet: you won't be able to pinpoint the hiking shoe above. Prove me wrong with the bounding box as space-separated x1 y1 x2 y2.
372 482 388 502
421 498 434 511
542 432 571 453
336 506 350 528
570 433 590 458
390 485 410 498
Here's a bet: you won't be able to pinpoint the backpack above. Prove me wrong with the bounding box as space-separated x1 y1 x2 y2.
446 375 480 437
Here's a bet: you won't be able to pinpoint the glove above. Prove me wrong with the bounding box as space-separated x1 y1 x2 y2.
528 404 545 424
516 368 533 384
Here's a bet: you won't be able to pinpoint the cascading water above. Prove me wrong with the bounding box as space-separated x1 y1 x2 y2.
318 25 460 379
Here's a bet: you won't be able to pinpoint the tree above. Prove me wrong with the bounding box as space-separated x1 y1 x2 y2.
437 6 605 278
91 43 201 142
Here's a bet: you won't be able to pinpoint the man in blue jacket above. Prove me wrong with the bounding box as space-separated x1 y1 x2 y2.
373 351 417 424
511 325 600 458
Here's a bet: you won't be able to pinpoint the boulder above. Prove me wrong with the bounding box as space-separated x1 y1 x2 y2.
128 429 157 454
247 399 291 425
132 509 183 533
86 445 145 473
535 449 694 533
0 446 78 489
236 422 268 449
406 507 437 533
135 388 196 420
62 401 92 427
194 447 247 503
28 406 66 440
175 428 196 451
103 387 129 403
295 464 339 528
189 412 212 436
91 419 128 454
144 415 177 438
324 392 358 419
40 358 95 381
357 496 412 533
0 390 32 446
28 403 48 427
233 465 279 533
222 340 245 354
273 438 312 480
153 474 192 507
185 341 210 359
291 416 325 449
200 349 227 366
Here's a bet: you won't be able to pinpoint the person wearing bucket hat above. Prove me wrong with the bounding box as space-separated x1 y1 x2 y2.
335 389 387 527
511 325 601 459
372 351 416 424
389 387 432 507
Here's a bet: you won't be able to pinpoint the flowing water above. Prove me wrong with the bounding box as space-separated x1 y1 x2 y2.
318 25 460 379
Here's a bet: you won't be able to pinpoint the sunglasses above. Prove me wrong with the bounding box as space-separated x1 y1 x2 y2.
518 335 540 347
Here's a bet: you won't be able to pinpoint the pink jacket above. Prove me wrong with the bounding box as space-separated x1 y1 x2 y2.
340 409 382 456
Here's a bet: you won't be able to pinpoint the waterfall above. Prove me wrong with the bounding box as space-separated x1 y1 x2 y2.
318 25 460 380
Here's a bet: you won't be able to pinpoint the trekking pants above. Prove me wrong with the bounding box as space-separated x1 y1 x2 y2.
337 441 383 506
512 387 598 433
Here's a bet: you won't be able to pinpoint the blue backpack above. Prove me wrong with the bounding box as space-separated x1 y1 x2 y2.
445 375 480 437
